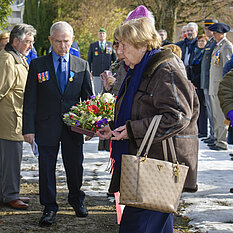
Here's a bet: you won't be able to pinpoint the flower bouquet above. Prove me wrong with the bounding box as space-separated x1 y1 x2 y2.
63 93 116 137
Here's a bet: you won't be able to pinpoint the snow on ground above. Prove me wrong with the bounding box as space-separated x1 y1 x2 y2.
182 140 233 232
21 137 233 232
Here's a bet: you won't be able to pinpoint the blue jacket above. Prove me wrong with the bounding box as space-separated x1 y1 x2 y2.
26 47 38 65
223 54 233 77
176 37 198 80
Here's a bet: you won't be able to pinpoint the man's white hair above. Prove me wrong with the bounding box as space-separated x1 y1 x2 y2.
50 21 74 37
186 22 198 32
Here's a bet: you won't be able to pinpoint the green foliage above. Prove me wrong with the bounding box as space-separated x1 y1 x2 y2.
55 0 127 59
23 0 58 56
0 0 14 30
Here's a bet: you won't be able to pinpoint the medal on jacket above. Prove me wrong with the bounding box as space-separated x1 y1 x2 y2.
213 50 220 66
69 71 75 82
37 71 49 83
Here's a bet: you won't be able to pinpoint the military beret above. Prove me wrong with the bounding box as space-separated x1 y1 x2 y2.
204 19 218 27
208 23 230 33
99 28 106 32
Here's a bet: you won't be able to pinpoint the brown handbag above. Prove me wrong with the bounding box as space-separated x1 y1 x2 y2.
120 115 189 213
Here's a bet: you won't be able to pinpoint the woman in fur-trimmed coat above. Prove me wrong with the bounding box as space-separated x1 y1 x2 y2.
96 16 199 233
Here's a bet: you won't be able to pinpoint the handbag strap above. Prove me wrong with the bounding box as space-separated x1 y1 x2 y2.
137 115 162 157
162 138 178 163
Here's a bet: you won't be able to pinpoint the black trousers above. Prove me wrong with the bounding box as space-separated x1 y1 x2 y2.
197 88 208 136
38 125 85 213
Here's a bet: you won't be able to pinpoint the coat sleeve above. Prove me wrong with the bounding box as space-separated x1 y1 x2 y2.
0 58 16 101
218 69 233 118
80 60 93 101
127 63 198 146
87 44 93 71
22 59 38 135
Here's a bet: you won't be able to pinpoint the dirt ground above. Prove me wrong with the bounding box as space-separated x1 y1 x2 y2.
0 179 198 233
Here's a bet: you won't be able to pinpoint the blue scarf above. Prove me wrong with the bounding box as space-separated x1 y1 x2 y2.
111 49 160 162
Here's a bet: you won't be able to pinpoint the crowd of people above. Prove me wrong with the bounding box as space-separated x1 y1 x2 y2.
0 4 233 233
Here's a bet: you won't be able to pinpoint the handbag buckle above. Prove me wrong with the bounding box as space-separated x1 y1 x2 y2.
141 153 148 162
173 162 180 183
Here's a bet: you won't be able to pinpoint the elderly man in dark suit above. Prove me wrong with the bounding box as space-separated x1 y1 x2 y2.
23 21 93 226
87 28 116 95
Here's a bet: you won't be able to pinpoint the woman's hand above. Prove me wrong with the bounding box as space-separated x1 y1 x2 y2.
96 125 112 140
112 125 129 140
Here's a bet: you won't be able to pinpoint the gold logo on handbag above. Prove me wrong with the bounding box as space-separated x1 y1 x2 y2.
157 164 164 171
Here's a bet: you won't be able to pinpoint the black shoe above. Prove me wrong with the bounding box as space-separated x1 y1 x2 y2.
201 137 209 141
229 154 233 157
209 145 227 151
70 202 88 217
203 138 215 144
208 142 216 146
230 188 233 193
183 185 198 193
198 133 207 138
39 210 56 227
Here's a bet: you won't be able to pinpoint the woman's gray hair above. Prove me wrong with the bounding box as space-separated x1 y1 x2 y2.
9 23 36 44
50 21 74 37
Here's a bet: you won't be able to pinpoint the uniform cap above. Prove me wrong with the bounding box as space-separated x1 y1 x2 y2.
99 28 106 32
204 19 218 27
208 23 230 33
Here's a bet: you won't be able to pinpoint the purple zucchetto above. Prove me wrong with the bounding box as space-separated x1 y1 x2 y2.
125 5 149 22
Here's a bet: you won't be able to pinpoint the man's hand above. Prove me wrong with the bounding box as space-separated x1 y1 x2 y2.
24 134 35 145
112 125 129 140
96 125 112 140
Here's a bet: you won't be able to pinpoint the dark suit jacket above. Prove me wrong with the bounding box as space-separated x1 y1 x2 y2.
87 41 116 76
23 53 93 146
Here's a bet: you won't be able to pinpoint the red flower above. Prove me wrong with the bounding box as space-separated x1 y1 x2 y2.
88 105 99 114
69 115 73 120
86 100 91 105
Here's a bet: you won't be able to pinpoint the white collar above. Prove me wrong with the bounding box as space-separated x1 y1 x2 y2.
216 38 225 46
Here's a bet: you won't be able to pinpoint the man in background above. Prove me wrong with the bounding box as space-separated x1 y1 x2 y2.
208 23 233 150
87 28 116 95
200 19 218 144
176 22 198 80
158 29 172 46
0 24 36 209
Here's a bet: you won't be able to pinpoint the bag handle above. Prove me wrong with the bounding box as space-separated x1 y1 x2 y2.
136 115 162 157
162 138 178 163
137 115 178 163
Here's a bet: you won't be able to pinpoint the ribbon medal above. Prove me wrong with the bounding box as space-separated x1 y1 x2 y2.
213 50 220 66
95 51 99 56
69 71 75 82
37 71 49 83
106 47 112 55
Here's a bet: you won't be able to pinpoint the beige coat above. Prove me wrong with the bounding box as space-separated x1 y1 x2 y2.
209 38 233 95
0 48 29 141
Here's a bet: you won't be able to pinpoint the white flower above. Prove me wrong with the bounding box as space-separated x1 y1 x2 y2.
101 93 114 103
71 106 79 111
64 113 69 117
